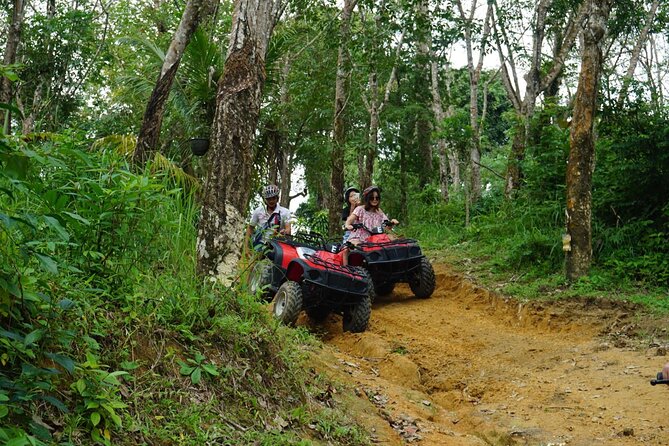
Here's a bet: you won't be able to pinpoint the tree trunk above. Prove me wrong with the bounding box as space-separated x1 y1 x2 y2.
493 0 587 196
362 29 402 190
196 0 282 278
328 0 357 237
455 0 493 202
430 59 449 202
134 0 216 165
362 71 379 190
415 0 432 189
0 0 26 133
278 58 293 209
616 0 659 107
565 0 611 282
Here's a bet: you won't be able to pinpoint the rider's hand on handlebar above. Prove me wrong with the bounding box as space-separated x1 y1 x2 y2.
346 224 353 230
390 219 399 226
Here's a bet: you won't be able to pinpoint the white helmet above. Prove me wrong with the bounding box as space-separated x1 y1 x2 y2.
262 184 280 199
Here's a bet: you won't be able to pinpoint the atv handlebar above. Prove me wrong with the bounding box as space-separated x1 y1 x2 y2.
349 219 397 233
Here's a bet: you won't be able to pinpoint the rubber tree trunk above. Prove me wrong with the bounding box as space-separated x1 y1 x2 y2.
415 0 433 189
565 0 611 282
616 0 659 107
133 0 216 165
455 0 493 202
196 0 282 278
430 58 449 202
493 0 586 197
328 0 357 237
361 28 403 190
0 0 26 133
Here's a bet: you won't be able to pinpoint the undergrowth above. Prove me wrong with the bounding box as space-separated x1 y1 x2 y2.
0 132 369 445
405 188 669 313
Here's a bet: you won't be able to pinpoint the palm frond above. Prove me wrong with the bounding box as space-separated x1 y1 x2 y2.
153 152 200 191
91 134 138 157
117 36 167 63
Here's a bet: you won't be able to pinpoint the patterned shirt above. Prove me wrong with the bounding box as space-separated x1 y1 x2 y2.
348 206 388 242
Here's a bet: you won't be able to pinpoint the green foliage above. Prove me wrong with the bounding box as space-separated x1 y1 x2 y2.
295 200 329 235
178 352 220 385
0 130 372 444
70 353 129 445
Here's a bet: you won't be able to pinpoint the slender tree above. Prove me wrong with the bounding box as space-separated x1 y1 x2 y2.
0 0 26 133
565 0 612 281
196 0 283 278
454 0 493 202
492 0 587 197
133 0 217 164
359 5 403 191
615 0 660 107
430 55 449 202
328 0 357 237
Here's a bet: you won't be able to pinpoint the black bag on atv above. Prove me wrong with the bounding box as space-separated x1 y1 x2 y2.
252 212 282 250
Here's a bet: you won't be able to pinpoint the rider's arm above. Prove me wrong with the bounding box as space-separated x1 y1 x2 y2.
278 208 291 235
345 212 357 230
282 220 292 236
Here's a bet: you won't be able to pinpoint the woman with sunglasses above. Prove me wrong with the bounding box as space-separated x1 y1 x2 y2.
344 185 399 245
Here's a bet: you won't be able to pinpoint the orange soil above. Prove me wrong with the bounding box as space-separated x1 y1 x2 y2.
306 263 669 445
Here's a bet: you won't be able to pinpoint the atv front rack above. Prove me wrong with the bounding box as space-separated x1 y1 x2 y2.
357 238 419 249
305 253 366 278
277 232 328 249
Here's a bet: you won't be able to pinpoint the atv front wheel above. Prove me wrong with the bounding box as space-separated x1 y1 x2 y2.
342 295 372 333
353 267 376 304
409 257 436 299
273 281 303 326
249 260 274 301
343 267 373 332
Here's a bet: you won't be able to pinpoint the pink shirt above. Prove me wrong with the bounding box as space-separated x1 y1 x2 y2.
349 206 388 242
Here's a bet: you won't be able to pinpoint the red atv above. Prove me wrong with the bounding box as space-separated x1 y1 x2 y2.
248 232 373 333
347 221 436 299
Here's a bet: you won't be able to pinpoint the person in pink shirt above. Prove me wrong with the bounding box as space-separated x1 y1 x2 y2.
345 185 399 244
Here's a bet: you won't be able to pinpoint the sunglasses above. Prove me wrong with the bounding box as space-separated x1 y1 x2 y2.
369 195 380 200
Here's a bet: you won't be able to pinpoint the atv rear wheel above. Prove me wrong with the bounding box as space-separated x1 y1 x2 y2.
273 281 303 326
409 257 436 299
374 282 395 297
249 260 273 301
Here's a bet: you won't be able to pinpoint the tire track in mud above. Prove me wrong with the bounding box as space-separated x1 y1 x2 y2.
311 263 669 445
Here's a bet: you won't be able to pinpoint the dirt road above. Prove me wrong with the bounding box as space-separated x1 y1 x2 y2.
310 263 669 445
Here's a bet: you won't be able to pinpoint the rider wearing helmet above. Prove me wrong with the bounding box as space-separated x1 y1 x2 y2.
245 184 292 253
342 187 360 242
345 185 399 245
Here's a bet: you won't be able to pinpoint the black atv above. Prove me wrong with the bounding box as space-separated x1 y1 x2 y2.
248 232 373 333
346 221 436 299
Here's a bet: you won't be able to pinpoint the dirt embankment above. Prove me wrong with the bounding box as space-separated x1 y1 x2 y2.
308 263 669 445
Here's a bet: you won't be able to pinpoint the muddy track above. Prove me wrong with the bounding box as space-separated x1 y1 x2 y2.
307 263 669 445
